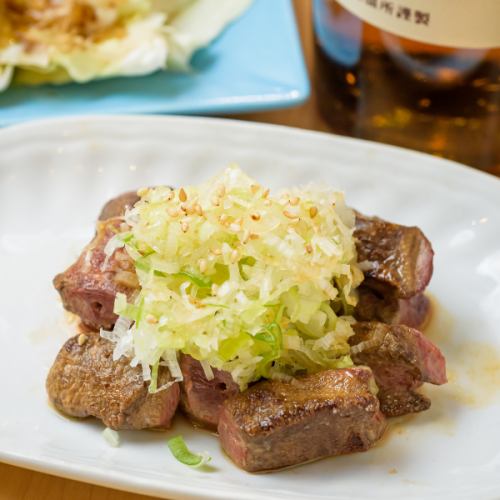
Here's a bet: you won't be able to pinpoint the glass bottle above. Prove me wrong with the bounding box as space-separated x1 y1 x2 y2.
313 0 500 174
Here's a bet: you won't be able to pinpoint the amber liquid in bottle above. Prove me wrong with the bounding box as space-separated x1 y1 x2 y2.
314 0 500 174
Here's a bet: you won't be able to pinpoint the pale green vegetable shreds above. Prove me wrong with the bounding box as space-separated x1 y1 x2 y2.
0 0 252 91
103 165 363 390
167 435 211 468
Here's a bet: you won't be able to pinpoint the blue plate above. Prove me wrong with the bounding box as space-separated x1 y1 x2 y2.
0 0 309 126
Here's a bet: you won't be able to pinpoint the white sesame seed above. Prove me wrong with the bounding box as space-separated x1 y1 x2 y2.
194 203 203 216
199 259 207 273
283 210 299 219
77 333 88 346
230 249 239 263
146 314 158 324
219 214 229 225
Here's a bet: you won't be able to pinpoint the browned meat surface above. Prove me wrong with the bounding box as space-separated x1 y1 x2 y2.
218 368 386 472
46 332 180 430
355 213 434 299
53 219 138 330
350 322 446 417
179 355 239 429
98 191 140 221
355 286 431 330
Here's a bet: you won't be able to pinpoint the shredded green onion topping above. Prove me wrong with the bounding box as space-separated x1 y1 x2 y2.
103 165 363 390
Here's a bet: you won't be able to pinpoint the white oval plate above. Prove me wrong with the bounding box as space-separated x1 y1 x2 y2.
1 116 499 500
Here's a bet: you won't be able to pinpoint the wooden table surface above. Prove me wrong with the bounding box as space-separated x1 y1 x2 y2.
0 1 321 499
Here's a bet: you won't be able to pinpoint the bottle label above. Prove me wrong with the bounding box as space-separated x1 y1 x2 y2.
334 0 500 48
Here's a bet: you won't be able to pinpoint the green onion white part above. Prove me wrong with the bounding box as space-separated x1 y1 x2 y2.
102 428 121 447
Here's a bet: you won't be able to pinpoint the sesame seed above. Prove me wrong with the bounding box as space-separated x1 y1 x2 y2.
309 206 318 218
305 243 313 254
168 207 180 218
249 233 259 240
283 210 299 219
212 248 222 256
77 333 88 346
250 184 260 194
181 221 189 233
194 203 203 216
137 187 149 197
179 188 187 202
219 214 230 225
188 296 204 308
262 188 270 199
290 197 300 206
211 196 220 207
216 184 226 197
250 213 261 221
146 314 158 324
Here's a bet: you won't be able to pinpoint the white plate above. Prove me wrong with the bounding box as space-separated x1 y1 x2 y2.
1 116 500 500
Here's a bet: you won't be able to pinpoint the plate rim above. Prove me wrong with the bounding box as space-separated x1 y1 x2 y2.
1 113 499 189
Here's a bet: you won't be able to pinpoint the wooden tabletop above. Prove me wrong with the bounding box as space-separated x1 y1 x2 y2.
0 1 320 499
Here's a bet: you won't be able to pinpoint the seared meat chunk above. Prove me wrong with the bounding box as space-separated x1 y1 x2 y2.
179 355 239 429
53 219 138 330
355 286 431 330
98 191 140 221
350 322 446 417
355 213 434 298
218 368 386 472
46 332 180 430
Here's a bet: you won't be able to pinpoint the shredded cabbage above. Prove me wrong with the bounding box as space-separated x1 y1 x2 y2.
104 166 363 390
0 0 252 90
